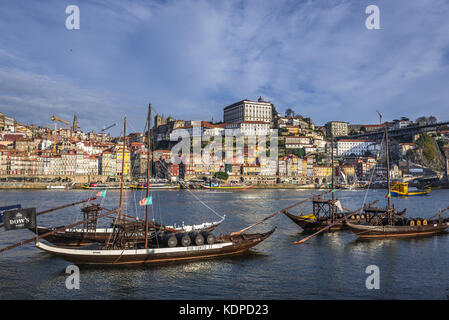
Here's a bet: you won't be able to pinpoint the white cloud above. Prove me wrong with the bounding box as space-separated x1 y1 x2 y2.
1 0 449 130
0 67 129 132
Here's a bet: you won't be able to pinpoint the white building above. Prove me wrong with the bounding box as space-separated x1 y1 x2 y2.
224 121 271 136
0 112 16 132
260 159 278 176
337 139 378 157
313 136 326 153
325 121 349 137
171 121 225 138
285 136 313 149
39 139 52 151
223 97 272 124
75 153 91 175
393 118 413 129
61 151 77 175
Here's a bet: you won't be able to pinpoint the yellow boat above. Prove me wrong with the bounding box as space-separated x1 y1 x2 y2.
390 182 430 197
298 214 317 220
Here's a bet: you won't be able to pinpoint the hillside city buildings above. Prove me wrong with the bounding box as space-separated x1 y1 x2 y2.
1 100 448 185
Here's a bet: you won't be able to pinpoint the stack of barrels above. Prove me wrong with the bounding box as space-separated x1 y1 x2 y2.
409 219 428 226
157 231 216 248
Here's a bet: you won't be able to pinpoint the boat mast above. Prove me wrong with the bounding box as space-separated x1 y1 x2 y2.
119 117 126 220
385 124 392 210
144 104 151 248
330 132 336 221
331 132 335 202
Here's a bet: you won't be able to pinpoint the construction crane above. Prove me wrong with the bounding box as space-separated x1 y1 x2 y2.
99 123 117 142
100 123 117 132
50 115 70 153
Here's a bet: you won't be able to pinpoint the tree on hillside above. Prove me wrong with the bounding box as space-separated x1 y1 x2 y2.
291 148 305 158
416 116 437 125
214 171 229 181
271 105 279 119
285 108 295 117
416 133 436 161
416 116 427 124
428 116 437 124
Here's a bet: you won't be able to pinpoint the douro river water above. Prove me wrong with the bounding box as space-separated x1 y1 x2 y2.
0 188 448 299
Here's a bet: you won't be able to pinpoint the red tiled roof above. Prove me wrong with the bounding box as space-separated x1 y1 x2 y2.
2 134 25 142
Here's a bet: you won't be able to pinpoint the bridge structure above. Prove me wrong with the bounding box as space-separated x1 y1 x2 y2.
337 121 449 141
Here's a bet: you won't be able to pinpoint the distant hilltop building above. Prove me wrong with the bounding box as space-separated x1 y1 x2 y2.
223 97 273 135
325 121 349 137
154 114 174 128
392 117 412 129
72 114 79 132
276 116 314 130
223 96 272 124
152 114 185 143
0 112 16 132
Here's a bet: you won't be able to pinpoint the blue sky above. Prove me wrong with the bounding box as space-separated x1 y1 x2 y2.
1 0 449 135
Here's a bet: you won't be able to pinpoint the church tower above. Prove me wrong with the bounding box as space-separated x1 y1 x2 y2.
72 114 79 132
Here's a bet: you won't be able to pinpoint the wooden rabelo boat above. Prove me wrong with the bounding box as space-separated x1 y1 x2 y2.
283 197 398 233
346 217 449 239
283 134 385 233
31 206 224 248
30 105 275 265
284 134 344 232
35 228 275 265
284 196 346 233
346 115 449 239
29 110 223 248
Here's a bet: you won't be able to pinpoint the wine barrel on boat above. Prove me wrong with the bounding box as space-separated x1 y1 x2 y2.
157 233 178 247
178 233 191 247
167 234 177 247
190 232 205 246
201 231 215 244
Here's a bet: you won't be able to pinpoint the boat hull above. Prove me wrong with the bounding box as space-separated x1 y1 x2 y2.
283 211 345 232
390 190 430 197
346 221 449 239
32 219 224 247
283 211 373 233
35 228 276 265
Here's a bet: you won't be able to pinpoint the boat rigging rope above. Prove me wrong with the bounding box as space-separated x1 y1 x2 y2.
139 104 226 223
127 119 150 222
185 187 226 220
153 150 226 221
124 119 141 221
157 190 163 226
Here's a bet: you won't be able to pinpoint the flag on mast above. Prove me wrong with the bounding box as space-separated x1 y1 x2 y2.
385 192 391 198
96 190 107 197
139 196 152 206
